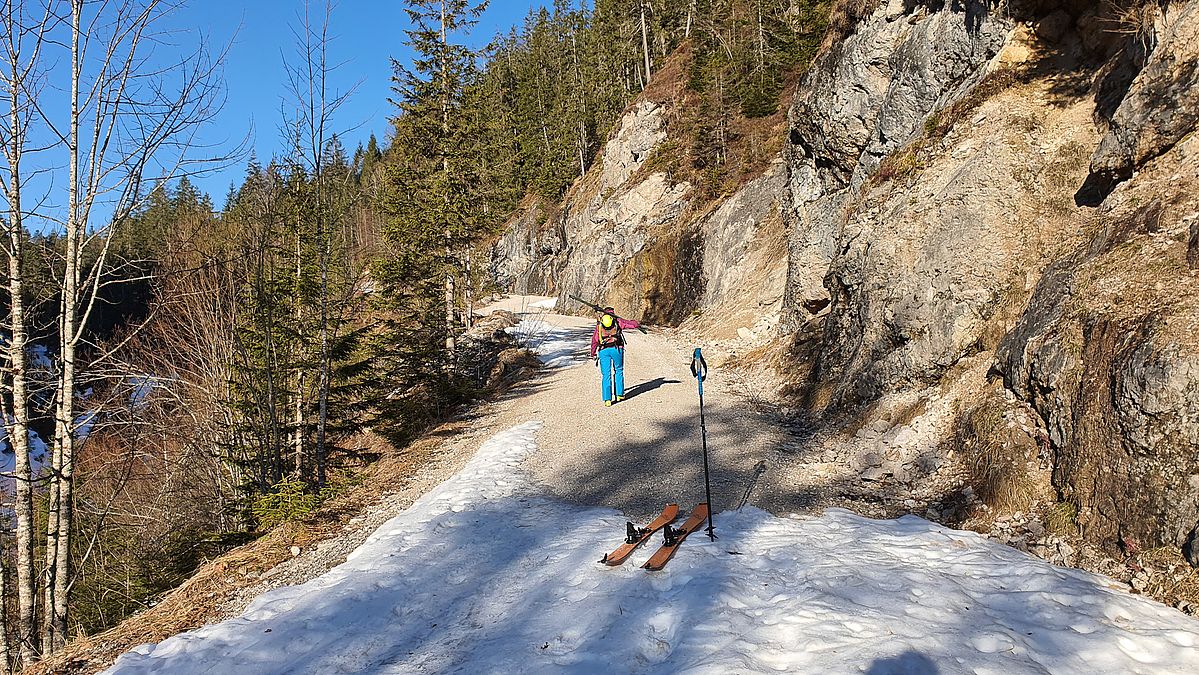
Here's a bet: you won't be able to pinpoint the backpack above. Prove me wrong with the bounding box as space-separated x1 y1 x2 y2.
597 316 624 348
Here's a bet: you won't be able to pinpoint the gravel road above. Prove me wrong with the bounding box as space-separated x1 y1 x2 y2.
485 298 786 523
222 297 789 619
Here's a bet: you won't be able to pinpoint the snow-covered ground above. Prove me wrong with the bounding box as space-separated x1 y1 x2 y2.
104 318 1199 674
477 294 558 315
501 298 592 369
480 293 591 369
506 317 593 368
0 428 49 477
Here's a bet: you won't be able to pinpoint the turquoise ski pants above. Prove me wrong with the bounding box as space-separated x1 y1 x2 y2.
598 346 625 402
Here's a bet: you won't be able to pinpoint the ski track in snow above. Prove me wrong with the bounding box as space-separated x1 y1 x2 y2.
105 319 1199 675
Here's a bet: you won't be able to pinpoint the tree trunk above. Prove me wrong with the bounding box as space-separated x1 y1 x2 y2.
639 0 652 88
264 261 283 486
3 6 40 658
441 0 456 360
0 544 10 672
45 3 84 653
313 7 332 490
315 185 331 489
9 211 38 667
756 0 766 71
293 368 304 479
570 29 587 177
4 229 32 666
293 222 305 480
463 251 473 329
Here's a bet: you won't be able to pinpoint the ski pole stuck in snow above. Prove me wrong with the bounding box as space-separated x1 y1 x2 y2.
691 348 716 541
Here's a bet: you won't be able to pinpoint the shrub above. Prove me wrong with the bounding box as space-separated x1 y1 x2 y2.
252 478 321 530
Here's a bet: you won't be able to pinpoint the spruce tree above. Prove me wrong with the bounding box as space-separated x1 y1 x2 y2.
385 0 488 361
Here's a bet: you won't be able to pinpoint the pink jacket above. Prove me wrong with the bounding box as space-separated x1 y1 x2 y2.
590 317 640 358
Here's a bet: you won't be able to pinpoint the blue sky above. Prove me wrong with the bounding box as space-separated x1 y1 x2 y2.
174 1 550 204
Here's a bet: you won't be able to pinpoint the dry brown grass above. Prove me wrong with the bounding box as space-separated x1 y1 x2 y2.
822 0 884 51
956 394 1051 513
626 41 791 200
488 348 545 394
1135 546 1199 611
29 527 302 674
1101 0 1165 49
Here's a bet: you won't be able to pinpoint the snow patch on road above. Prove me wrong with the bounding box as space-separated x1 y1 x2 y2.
107 424 1199 675
507 318 592 368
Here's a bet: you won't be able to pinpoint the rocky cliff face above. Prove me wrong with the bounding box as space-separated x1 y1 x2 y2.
1089 0 1199 188
783 2 1018 402
490 200 563 296
491 0 1199 566
788 0 1199 557
995 6 1199 553
492 90 789 334
781 1 1011 326
489 102 677 298
794 0 1199 557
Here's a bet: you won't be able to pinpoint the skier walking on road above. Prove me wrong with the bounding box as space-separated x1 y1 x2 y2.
590 306 640 407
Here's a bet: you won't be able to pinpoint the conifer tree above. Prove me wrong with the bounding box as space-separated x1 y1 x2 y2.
386 0 488 360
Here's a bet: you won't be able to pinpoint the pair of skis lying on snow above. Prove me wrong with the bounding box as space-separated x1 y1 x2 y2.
600 503 708 570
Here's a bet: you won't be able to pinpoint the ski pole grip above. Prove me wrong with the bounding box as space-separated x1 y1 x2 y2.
690 348 707 382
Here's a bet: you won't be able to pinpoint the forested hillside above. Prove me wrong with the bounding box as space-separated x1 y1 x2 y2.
0 0 841 670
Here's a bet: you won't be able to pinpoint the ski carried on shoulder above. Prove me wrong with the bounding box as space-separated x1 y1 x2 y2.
642 503 710 571
568 294 648 333
600 503 680 566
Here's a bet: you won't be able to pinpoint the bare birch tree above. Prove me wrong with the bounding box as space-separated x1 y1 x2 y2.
34 0 224 654
0 0 55 667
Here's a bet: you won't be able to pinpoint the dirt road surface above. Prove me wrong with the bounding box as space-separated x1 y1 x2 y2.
481 296 786 522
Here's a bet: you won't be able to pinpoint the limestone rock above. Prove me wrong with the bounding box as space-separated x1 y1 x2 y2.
491 97 789 327
697 161 789 322
489 101 676 313
1090 1 1199 185
490 201 565 295
1033 10 1072 43
861 466 888 482
882 461 910 484
598 101 666 192
781 1 1011 334
1189 215 1199 270
996 135 1199 553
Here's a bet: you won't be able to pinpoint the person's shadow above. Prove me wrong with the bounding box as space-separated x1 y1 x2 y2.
866 651 940 675
622 377 681 400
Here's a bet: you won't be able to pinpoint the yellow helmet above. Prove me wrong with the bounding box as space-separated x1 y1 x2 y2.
600 313 615 329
